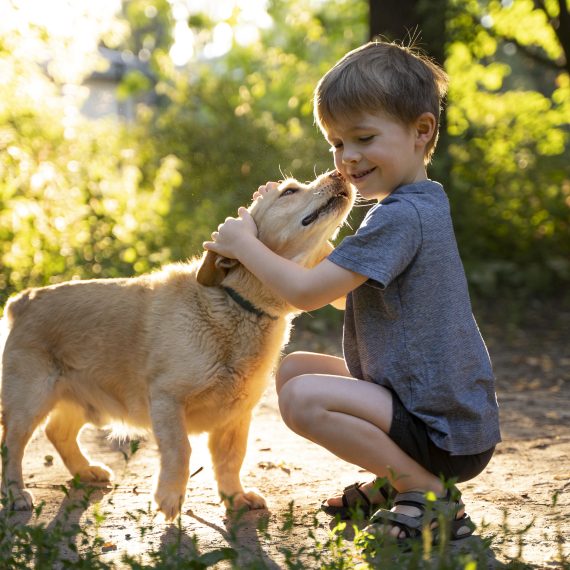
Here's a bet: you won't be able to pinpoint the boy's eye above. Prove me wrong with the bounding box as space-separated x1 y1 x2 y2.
330 142 343 151
358 135 374 143
280 187 299 197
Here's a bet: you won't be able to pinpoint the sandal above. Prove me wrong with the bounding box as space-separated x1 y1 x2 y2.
364 488 475 543
321 478 395 519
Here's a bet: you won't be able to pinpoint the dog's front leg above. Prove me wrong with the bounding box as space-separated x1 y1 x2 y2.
149 393 190 520
208 412 266 511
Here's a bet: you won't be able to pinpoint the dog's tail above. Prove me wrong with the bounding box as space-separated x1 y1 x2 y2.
0 294 20 389
0 318 6 355
3 290 32 327
0 315 7 411
0 299 9 334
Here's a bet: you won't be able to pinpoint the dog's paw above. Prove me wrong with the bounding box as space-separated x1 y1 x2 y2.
76 464 113 483
7 488 34 511
153 488 185 521
226 490 267 511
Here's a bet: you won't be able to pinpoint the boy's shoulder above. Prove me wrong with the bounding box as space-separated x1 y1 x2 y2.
387 179 445 202
368 180 446 219
386 180 449 216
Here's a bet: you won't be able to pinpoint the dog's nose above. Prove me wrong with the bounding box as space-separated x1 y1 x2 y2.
330 170 344 181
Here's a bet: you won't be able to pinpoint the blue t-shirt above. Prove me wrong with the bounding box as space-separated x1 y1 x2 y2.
328 180 501 455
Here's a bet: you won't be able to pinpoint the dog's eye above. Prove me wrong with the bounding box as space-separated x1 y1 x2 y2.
280 187 299 197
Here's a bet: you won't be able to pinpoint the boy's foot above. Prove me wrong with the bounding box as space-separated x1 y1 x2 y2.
365 489 475 542
321 479 395 519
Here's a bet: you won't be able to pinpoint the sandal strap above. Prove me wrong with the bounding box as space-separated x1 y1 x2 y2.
372 478 394 502
393 491 428 508
394 488 460 510
341 482 370 509
367 510 423 539
374 510 424 531
367 488 471 543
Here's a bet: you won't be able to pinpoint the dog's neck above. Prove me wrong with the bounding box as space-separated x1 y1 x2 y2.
221 266 293 319
222 286 278 320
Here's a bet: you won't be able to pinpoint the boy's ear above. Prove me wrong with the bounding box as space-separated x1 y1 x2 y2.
415 112 436 145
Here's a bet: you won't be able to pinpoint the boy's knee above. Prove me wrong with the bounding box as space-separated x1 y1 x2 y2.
278 376 319 434
275 353 303 394
278 379 303 432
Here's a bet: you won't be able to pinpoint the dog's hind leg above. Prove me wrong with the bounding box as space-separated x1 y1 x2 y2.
1 349 58 510
209 413 267 511
45 401 112 483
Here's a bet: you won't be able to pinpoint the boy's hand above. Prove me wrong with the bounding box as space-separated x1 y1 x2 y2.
252 181 279 200
203 207 258 260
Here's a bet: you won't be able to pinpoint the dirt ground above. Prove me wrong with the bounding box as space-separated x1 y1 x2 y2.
5 305 570 568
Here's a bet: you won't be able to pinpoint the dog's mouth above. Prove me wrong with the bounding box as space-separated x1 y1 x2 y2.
301 190 349 227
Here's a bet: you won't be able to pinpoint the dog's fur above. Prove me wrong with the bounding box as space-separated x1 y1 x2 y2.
0 171 353 518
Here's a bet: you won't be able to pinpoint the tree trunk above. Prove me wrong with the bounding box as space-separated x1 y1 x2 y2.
551 0 570 76
368 0 450 186
368 0 446 66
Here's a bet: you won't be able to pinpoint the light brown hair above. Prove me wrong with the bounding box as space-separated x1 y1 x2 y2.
314 41 449 163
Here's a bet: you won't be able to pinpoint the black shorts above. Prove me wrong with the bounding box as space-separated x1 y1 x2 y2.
388 392 495 483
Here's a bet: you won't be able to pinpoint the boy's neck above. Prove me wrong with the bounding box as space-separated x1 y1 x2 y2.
373 169 429 202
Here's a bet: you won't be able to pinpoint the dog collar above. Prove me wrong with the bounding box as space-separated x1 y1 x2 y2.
222 287 278 320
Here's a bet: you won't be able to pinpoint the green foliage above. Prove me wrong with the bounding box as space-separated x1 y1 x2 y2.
0 0 568 309
0 6 181 307
140 0 368 261
446 0 570 297
0 100 180 302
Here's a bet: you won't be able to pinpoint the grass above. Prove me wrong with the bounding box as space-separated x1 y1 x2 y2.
1 446 567 569
0 481 568 569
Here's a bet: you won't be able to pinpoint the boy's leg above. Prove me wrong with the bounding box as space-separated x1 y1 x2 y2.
278 373 442 493
277 371 467 538
275 352 350 394
277 353 386 507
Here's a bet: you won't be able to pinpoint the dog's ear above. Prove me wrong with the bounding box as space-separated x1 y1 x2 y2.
196 251 238 286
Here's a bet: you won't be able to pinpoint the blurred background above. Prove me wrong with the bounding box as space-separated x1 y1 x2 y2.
0 0 568 325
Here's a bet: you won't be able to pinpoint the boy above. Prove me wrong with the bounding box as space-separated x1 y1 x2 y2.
204 41 500 542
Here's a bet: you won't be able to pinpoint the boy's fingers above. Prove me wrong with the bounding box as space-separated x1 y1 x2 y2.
254 181 278 198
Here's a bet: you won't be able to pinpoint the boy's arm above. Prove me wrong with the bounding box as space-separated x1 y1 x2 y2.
322 242 347 310
203 208 366 312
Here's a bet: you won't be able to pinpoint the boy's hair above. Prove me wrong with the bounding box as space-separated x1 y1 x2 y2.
314 41 449 163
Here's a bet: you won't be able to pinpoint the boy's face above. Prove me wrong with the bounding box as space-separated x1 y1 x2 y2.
325 111 428 201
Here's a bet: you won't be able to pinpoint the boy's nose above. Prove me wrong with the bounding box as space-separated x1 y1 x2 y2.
342 149 360 163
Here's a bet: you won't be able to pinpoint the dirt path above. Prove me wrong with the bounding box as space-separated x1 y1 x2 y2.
4 309 570 568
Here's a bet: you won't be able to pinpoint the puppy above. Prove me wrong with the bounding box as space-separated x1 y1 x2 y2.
0 171 354 519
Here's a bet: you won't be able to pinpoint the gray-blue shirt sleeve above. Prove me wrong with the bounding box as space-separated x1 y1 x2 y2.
328 199 422 289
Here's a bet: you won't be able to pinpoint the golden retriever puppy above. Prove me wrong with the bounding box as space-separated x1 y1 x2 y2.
0 170 353 519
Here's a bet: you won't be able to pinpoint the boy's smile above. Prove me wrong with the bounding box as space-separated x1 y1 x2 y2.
325 112 430 201
351 166 376 180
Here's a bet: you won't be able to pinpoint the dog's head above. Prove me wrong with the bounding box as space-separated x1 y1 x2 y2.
197 171 354 286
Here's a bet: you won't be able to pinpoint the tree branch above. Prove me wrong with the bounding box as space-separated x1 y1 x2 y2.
467 4 567 74
504 34 565 71
532 0 570 75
